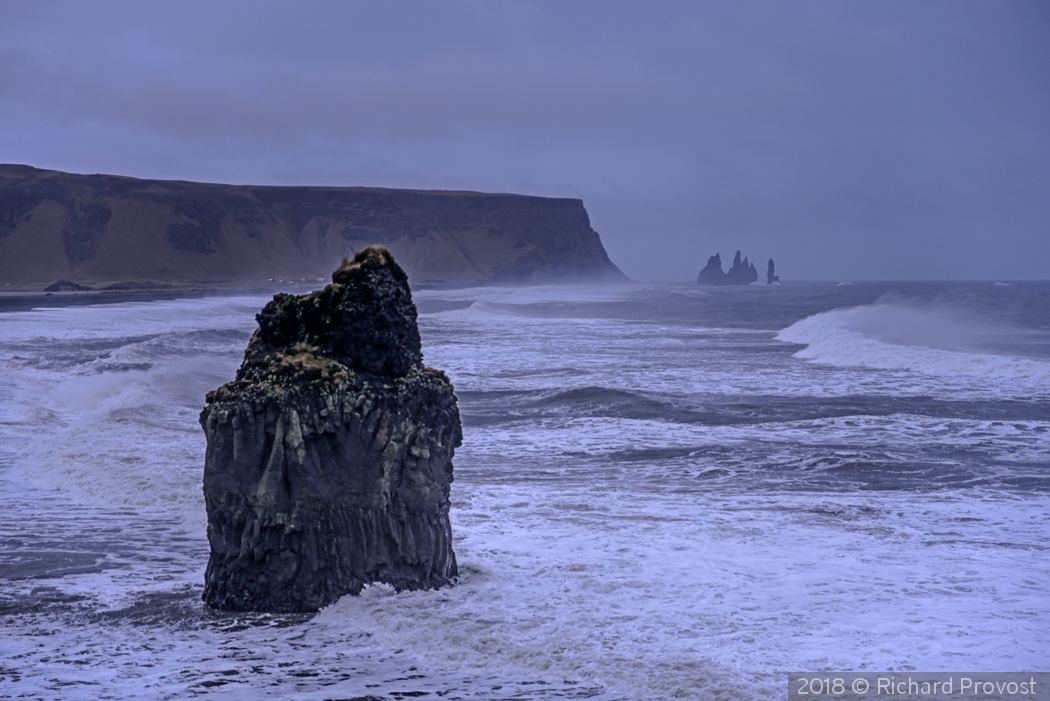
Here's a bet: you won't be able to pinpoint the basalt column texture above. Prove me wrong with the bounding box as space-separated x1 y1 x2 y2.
201 246 462 612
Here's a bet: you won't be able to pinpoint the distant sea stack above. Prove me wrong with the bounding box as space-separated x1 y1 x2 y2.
0 164 627 288
766 259 780 284
696 250 759 285
696 253 727 285
200 246 461 612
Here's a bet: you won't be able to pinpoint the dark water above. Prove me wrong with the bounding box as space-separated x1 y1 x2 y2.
1 282 1048 699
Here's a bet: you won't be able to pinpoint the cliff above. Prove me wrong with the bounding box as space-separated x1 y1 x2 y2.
0 164 627 288
201 246 461 612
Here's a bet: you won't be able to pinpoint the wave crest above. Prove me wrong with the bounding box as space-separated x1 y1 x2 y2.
777 302 1050 385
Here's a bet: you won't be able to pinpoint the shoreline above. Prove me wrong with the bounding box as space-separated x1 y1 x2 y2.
0 277 642 313
0 288 277 313
4 278 1045 315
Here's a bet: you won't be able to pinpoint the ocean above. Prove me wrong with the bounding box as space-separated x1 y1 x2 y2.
1 281 1048 700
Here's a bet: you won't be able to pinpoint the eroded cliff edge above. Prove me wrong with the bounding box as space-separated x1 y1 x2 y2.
0 164 627 287
201 246 461 612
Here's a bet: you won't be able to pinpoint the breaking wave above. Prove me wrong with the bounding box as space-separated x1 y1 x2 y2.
777 302 1050 387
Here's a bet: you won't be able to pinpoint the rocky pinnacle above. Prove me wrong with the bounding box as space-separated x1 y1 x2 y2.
200 246 462 612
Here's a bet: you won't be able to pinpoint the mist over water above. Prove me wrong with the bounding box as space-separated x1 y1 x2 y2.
1 282 1048 699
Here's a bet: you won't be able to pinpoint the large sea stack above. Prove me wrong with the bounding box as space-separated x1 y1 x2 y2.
200 246 461 612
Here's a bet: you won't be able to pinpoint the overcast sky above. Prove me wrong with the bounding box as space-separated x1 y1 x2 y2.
2 1 1048 281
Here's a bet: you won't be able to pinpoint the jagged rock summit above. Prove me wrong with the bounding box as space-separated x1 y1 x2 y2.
200 246 462 612
696 250 760 285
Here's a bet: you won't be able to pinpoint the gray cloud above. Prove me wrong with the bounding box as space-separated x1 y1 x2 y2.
2 0 1048 280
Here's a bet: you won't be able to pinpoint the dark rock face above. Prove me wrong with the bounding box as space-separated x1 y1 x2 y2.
697 250 759 285
726 251 758 285
200 246 462 612
696 253 727 285
251 247 422 378
767 259 780 284
43 279 92 291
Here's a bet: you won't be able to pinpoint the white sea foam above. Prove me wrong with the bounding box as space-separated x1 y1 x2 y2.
777 302 1050 393
414 282 641 306
325 484 1050 699
2 285 1049 700
0 295 267 342
1 297 255 528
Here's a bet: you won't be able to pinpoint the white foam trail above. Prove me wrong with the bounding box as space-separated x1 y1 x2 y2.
0 295 268 342
413 282 641 306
